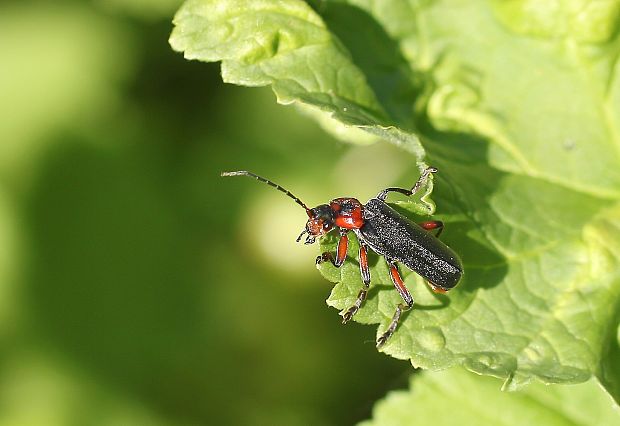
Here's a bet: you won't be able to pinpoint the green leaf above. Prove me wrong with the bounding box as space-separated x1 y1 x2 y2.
169 0 429 167
170 0 620 403
322 0 620 402
361 368 620 426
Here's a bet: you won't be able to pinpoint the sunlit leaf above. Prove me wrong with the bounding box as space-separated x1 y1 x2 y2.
169 0 430 168
361 368 620 426
171 0 620 403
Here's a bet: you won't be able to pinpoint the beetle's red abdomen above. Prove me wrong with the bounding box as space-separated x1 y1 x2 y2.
330 198 364 229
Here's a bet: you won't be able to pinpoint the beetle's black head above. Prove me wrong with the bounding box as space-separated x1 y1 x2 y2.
296 204 336 244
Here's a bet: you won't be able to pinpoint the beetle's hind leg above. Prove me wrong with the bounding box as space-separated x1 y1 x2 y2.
377 260 414 347
377 303 410 348
316 229 349 267
418 220 444 238
341 243 371 323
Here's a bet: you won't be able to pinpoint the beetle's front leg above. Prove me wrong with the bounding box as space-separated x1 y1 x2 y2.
341 242 371 324
377 260 414 347
316 229 349 267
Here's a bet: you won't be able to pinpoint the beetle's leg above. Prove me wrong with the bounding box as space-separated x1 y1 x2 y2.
376 167 437 201
316 229 349 267
341 242 371 323
377 261 414 347
418 220 444 238
376 303 408 348
427 281 448 294
387 261 413 306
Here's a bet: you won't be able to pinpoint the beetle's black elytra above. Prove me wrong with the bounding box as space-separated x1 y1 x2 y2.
221 168 463 347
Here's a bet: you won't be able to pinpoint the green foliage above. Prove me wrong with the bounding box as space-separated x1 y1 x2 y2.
169 0 429 168
170 0 620 405
361 368 620 426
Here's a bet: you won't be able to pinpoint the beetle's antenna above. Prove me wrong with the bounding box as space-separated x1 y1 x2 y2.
221 171 311 215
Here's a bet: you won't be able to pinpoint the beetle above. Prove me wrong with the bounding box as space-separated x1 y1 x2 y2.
221 167 463 347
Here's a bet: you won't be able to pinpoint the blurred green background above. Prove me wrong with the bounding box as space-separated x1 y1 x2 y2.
0 1 424 425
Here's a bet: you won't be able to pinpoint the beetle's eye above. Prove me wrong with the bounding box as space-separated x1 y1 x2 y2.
323 222 330 229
